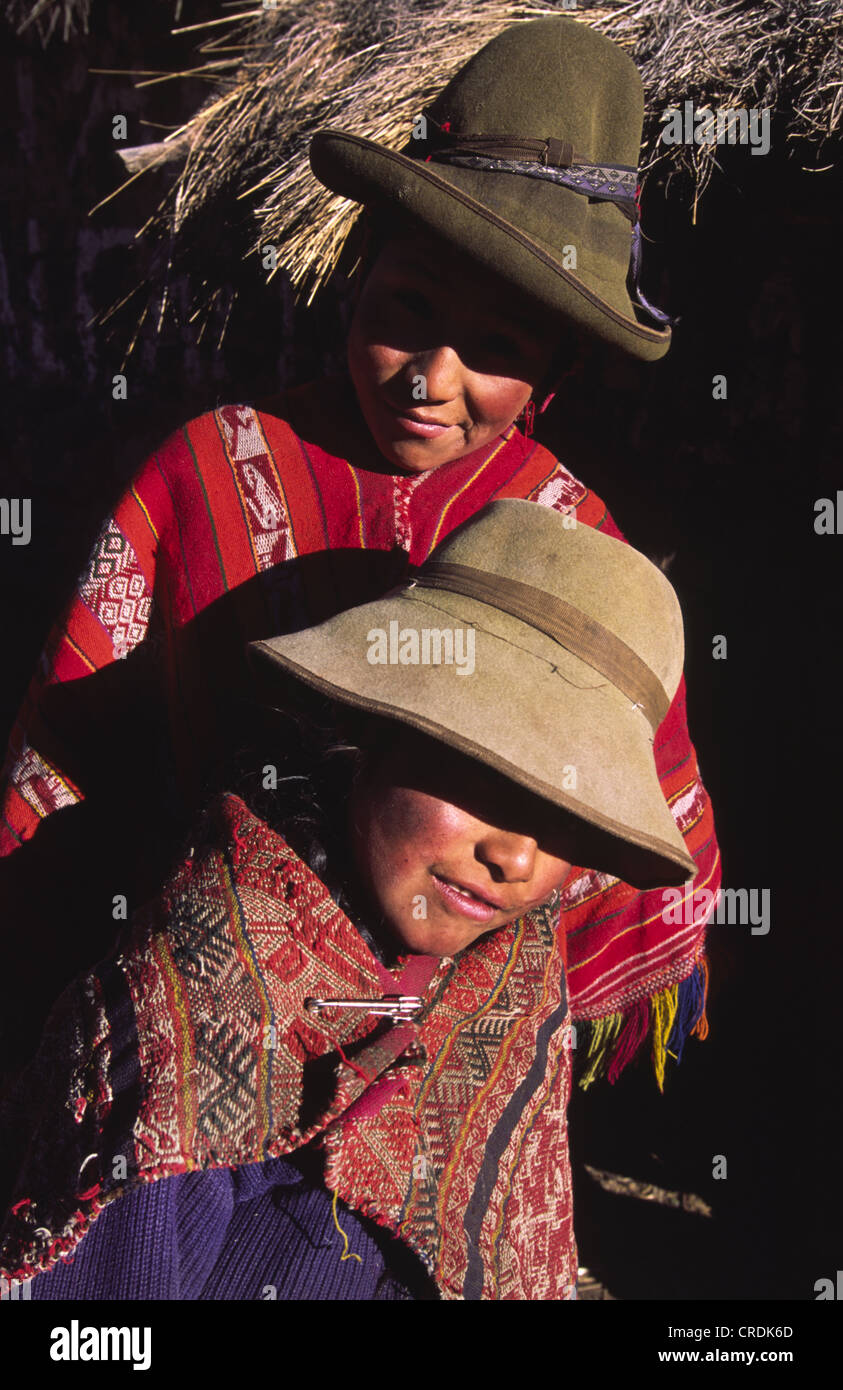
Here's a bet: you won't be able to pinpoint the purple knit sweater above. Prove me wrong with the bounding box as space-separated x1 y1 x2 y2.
29 1148 438 1301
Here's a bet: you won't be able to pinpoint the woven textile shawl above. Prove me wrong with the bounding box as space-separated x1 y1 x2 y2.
0 793 576 1301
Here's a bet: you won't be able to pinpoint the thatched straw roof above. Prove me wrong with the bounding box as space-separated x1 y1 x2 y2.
96 0 842 343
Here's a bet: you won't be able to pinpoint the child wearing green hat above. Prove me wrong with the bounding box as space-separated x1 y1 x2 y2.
0 501 708 1301
0 18 719 1104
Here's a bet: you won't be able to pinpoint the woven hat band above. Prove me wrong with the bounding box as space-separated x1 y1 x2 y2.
422 126 582 168
410 560 670 733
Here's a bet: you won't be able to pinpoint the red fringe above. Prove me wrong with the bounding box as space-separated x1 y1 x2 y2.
606 999 649 1085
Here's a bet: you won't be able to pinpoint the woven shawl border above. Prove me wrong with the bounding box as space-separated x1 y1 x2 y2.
401 923 520 1238
464 937 568 1299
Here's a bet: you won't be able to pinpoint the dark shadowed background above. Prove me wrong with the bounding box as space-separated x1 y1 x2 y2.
1 0 841 1301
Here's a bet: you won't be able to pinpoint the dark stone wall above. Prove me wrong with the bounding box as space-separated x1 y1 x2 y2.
1 1 841 1302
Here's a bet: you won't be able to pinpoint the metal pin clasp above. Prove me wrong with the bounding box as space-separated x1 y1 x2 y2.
304 994 423 1021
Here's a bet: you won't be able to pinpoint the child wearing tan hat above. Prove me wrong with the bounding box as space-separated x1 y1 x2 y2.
0 501 708 1301
0 19 719 1108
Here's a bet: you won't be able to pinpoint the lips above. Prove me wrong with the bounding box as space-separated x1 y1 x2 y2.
432 873 508 924
400 408 457 427
384 401 460 438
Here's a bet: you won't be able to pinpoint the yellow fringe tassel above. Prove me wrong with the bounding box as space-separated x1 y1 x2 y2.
577 963 709 1093
691 955 710 1041
651 984 680 1093
330 1186 363 1264
578 1011 623 1091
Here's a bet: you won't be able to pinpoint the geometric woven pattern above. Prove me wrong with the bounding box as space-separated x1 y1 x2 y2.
530 465 587 516
9 740 80 820
0 794 576 1300
218 405 296 571
77 518 151 658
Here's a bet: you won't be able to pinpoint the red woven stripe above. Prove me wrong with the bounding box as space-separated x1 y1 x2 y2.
56 606 115 673
0 786 39 848
182 414 239 596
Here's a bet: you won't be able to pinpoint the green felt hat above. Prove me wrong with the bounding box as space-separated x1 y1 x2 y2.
249 500 695 889
309 17 672 361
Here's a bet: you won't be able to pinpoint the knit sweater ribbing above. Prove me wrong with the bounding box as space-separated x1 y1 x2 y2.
29 1153 435 1301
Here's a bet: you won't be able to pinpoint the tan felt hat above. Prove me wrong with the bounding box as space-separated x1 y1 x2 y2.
249 500 696 889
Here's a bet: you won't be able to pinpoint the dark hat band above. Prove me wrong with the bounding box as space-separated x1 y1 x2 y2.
423 131 584 167
427 150 639 224
404 560 670 732
417 115 638 218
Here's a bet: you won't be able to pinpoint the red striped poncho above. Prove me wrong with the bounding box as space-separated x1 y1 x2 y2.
0 375 720 1085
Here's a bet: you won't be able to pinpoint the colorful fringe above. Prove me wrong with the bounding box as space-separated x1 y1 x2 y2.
575 957 710 1093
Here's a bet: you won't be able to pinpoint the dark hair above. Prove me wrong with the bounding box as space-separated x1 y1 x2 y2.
192 682 392 915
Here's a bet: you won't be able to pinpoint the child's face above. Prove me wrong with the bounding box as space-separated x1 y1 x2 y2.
347 227 559 473
349 730 576 957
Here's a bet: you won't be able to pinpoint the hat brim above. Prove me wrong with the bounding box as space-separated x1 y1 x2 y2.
310 130 671 362
248 588 696 890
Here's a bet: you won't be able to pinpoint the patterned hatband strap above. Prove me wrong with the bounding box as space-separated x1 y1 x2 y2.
405 560 670 733
427 150 639 224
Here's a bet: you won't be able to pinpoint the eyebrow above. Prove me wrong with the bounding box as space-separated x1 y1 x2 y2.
386 248 539 338
387 247 442 283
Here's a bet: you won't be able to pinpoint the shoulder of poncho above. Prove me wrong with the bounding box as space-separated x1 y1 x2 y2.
522 439 624 543
155 399 301 454
153 791 298 902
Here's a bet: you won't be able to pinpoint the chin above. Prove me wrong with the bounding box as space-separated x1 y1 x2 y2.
393 917 496 958
377 434 460 474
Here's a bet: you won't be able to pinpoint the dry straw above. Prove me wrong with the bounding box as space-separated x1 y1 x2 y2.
10 0 840 339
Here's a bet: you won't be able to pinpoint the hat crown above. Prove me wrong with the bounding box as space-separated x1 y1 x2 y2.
421 498 684 701
421 19 643 169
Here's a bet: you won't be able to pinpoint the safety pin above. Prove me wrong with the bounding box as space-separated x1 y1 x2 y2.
304 995 423 1021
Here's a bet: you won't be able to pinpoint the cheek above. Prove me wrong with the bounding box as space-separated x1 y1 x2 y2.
530 853 572 906
348 308 405 385
474 376 532 425
357 785 473 917
369 787 465 873
350 282 397 352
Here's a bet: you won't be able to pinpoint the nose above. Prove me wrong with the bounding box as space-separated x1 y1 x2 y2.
476 828 538 885
411 344 463 404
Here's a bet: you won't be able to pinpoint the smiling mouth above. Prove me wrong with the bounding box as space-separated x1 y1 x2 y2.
391 412 456 438
431 873 508 924
383 399 467 437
